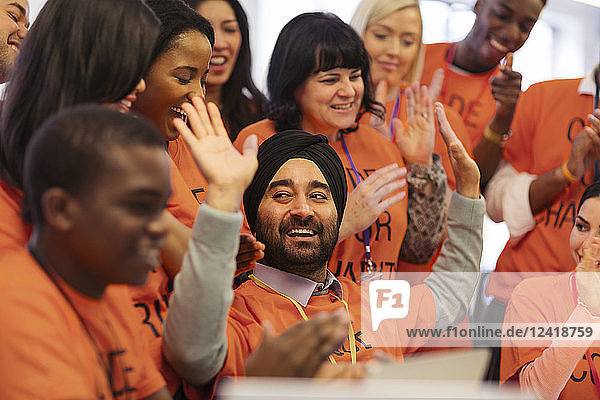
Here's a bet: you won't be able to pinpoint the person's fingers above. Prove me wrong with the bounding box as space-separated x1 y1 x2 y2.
582 246 595 271
492 94 520 106
584 127 600 152
260 320 275 345
502 52 513 72
413 82 425 114
591 239 600 268
236 260 257 273
362 163 399 180
205 101 229 138
490 78 522 91
405 85 415 124
392 118 405 144
428 68 444 100
434 102 459 146
181 98 210 138
366 165 406 188
588 114 600 133
238 234 265 251
173 117 196 146
371 177 407 201
236 249 264 264
239 232 256 244
376 190 407 212
310 311 349 362
422 84 433 124
242 134 259 159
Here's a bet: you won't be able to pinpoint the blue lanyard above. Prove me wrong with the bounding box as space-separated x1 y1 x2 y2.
388 92 402 141
340 134 375 274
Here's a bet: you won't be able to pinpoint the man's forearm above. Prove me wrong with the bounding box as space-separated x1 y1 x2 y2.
162 204 242 385
425 192 485 328
529 166 570 215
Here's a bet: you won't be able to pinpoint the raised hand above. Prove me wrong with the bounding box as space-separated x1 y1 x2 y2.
393 82 435 166
566 109 600 180
173 96 258 213
245 310 350 378
338 164 407 242
428 68 445 102
490 53 522 123
435 103 480 199
575 237 600 316
236 233 265 274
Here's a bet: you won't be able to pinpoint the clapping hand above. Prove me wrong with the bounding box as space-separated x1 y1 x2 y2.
434 103 480 199
576 237 600 316
566 109 600 180
393 82 435 166
246 310 351 378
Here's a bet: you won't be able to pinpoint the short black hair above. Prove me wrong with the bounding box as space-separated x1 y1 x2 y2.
0 0 160 190
578 182 600 213
144 0 215 66
183 0 267 140
23 106 165 226
266 12 382 132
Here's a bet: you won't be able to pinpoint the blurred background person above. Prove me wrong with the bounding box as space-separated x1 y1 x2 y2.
420 0 546 186
183 0 267 141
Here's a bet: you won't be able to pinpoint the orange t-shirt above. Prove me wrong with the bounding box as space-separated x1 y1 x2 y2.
234 119 409 282
223 275 435 375
0 156 197 395
421 42 498 149
184 272 437 400
0 250 166 399
0 178 30 254
486 78 594 303
500 273 600 399
168 136 208 204
129 154 200 394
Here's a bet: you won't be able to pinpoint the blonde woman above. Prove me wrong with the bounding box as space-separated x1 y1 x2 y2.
351 0 471 275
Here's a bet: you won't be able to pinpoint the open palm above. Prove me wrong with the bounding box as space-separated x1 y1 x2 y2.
173 96 258 193
393 82 435 166
173 96 257 213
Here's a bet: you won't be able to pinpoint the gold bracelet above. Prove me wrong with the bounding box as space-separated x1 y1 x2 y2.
561 162 577 183
483 126 511 146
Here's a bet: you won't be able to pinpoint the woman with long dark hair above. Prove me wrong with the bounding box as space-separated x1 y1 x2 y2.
184 0 267 141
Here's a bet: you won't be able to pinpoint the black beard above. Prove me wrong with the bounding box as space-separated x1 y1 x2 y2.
255 214 338 280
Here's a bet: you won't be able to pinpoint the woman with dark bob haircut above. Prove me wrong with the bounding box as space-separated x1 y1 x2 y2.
234 12 448 282
184 0 267 141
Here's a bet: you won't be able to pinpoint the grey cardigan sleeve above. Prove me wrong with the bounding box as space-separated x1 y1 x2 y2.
424 191 485 329
399 154 447 264
162 203 242 385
